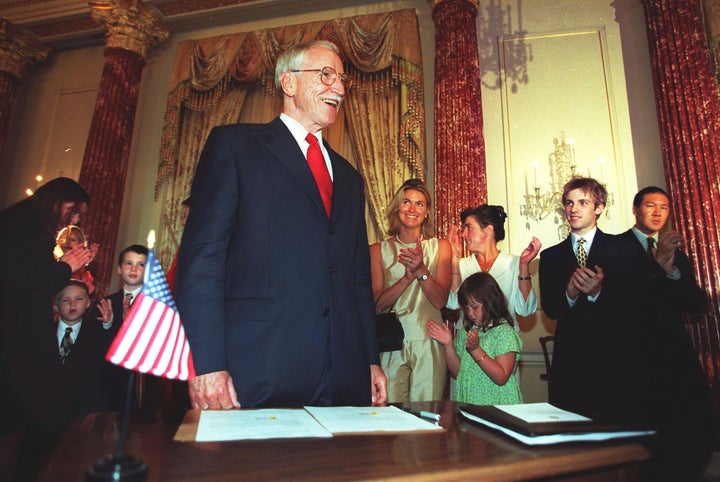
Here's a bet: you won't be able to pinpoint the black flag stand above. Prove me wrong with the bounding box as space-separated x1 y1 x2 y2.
85 371 148 481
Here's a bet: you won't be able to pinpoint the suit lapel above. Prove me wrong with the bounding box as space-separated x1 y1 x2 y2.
586 229 607 268
560 236 576 267
261 118 329 219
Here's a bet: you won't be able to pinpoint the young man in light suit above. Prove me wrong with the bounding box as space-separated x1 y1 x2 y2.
176 40 387 409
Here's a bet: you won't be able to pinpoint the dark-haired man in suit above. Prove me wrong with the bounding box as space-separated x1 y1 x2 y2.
619 186 713 481
539 177 648 426
176 40 387 409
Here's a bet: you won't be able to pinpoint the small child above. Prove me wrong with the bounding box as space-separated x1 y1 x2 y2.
96 244 148 335
54 280 112 417
54 224 99 295
427 272 522 405
95 244 148 410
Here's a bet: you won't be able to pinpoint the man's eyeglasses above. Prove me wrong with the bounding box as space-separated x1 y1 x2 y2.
290 66 352 88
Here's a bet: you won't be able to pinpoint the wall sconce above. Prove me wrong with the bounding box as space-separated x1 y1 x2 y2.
520 134 576 228
25 174 44 196
521 133 614 237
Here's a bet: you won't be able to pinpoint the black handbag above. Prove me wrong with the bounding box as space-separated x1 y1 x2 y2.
375 311 404 352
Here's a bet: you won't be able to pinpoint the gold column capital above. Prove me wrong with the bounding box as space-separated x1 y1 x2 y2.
90 0 171 59
429 0 479 10
0 18 51 80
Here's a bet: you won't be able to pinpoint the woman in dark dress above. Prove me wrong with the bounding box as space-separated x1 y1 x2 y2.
0 177 96 481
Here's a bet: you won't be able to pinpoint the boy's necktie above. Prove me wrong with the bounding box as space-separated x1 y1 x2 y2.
305 133 333 217
60 327 73 364
576 238 587 268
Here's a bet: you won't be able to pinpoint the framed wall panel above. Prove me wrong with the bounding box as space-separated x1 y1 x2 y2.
501 28 632 248
39 88 97 183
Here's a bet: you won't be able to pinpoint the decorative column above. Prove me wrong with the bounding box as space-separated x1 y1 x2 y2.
0 19 50 165
79 1 170 294
644 0 720 386
430 0 487 238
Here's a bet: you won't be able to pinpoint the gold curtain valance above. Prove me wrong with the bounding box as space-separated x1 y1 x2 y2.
156 8 424 196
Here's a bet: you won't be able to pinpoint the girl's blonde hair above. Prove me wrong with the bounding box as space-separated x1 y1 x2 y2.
54 224 87 259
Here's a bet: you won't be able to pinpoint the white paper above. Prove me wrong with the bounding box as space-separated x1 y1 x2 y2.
461 410 655 446
304 405 443 434
495 402 592 423
195 409 332 441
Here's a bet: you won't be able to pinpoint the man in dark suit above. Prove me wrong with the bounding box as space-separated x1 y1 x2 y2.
539 177 648 426
176 40 387 409
619 186 713 481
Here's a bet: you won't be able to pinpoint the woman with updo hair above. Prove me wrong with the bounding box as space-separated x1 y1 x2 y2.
370 179 452 403
446 205 541 332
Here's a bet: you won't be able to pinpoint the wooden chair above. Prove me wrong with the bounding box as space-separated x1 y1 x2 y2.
539 335 555 382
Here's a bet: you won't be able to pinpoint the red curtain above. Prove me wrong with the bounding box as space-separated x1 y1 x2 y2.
644 0 720 385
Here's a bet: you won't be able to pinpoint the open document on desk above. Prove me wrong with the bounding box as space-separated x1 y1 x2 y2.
460 403 656 446
186 405 443 442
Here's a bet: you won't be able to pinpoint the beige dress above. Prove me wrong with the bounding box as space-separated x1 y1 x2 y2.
378 237 447 403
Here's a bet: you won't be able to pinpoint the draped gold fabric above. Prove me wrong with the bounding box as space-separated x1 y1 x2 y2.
644 0 720 386
0 71 19 171
155 9 426 266
701 0 720 84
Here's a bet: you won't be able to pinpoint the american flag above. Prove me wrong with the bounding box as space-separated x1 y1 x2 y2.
106 249 195 380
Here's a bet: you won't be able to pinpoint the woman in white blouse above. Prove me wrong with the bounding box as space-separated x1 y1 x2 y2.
447 205 541 329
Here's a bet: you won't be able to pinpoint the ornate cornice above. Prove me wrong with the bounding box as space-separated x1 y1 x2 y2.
429 0 479 10
90 0 171 58
0 18 51 79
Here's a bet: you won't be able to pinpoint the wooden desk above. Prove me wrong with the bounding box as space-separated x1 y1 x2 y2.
38 402 649 481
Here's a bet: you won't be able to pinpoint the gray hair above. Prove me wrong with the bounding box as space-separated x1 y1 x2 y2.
274 40 340 96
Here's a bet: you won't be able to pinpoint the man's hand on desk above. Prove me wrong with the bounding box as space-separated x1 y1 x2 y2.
189 370 241 410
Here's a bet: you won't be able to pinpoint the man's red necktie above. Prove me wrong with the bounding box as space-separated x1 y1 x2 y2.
305 133 333 217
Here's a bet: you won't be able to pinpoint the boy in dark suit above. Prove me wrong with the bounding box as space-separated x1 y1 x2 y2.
54 280 113 419
96 244 148 336
539 177 648 426
95 244 148 409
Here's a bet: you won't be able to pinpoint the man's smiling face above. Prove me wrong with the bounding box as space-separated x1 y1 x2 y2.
282 45 346 133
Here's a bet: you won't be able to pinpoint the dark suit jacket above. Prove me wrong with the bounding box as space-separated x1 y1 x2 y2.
88 289 132 410
617 229 713 478
176 118 379 408
617 229 706 315
539 229 649 425
56 318 114 421
104 290 126 338
0 203 70 435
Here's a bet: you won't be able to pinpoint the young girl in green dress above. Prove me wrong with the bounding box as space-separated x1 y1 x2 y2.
427 272 522 405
